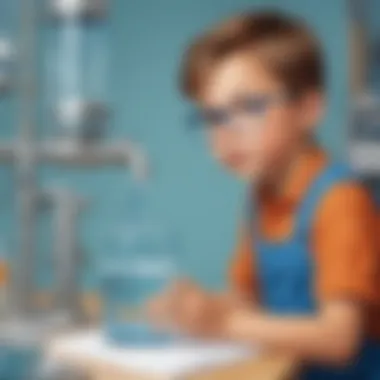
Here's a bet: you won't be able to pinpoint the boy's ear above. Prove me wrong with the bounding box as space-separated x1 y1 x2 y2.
299 90 325 133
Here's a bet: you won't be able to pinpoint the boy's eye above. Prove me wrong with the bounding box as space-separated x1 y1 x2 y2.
199 108 231 127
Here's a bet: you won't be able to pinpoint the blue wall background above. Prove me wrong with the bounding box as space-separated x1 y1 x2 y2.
0 0 349 290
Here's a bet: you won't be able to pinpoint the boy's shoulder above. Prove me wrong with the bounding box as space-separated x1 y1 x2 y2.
316 172 377 222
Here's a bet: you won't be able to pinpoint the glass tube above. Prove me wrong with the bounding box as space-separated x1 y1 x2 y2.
47 0 109 142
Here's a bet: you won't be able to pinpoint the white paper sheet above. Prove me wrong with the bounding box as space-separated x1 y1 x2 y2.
48 330 258 379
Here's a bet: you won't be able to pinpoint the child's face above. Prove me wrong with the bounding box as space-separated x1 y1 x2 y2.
196 52 324 182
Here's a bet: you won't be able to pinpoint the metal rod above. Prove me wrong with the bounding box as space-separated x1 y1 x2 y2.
12 0 39 314
38 140 141 167
0 140 148 172
45 188 85 323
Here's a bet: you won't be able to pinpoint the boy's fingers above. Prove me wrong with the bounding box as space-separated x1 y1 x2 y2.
174 287 212 333
146 281 177 325
147 279 215 335
147 280 193 328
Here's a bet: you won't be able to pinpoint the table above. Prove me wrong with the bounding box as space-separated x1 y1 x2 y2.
72 355 297 380
47 331 298 380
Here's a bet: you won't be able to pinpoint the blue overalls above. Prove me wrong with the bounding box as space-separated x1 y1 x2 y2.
251 163 380 380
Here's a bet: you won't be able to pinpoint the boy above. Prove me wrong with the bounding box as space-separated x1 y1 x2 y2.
149 11 380 379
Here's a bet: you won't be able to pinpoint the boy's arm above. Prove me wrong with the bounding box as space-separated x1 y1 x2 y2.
225 301 362 364
226 183 378 364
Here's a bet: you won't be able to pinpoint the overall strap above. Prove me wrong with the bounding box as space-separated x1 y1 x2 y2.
293 162 355 240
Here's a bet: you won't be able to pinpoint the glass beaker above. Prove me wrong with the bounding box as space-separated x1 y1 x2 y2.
100 223 179 346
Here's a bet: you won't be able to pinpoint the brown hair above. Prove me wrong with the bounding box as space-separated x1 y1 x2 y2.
180 11 324 99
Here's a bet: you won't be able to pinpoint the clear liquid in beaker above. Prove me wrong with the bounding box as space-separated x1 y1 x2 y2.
102 259 176 346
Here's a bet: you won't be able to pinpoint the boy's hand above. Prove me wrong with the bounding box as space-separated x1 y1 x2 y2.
147 280 239 338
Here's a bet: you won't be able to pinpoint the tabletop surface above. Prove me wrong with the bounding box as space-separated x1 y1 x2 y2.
84 354 297 380
47 330 298 380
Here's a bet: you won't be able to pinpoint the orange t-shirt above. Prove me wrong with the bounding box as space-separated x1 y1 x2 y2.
230 147 380 339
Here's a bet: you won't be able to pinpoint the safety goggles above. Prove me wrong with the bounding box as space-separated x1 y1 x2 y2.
189 91 294 129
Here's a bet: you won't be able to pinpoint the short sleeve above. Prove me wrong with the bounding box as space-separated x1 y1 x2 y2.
229 225 256 298
313 183 380 304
